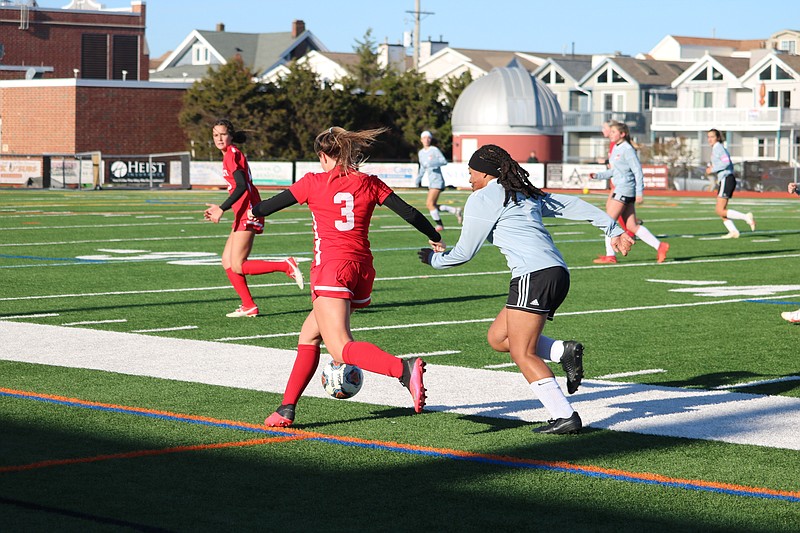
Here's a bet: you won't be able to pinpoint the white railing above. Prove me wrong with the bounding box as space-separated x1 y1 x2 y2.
651 108 800 131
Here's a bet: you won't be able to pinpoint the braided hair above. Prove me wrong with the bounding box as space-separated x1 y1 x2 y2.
469 144 544 205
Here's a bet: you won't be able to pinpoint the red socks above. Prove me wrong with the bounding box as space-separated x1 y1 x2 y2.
225 268 255 308
342 341 403 378
241 259 289 276
282 344 321 405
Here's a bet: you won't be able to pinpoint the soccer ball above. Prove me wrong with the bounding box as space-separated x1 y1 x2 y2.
321 361 364 399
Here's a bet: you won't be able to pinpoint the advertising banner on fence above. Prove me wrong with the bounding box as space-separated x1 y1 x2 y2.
0 158 42 185
546 164 608 190
643 165 669 190
107 158 168 185
190 161 294 187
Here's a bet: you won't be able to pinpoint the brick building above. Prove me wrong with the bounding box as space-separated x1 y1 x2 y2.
0 0 191 184
0 0 148 81
0 78 187 155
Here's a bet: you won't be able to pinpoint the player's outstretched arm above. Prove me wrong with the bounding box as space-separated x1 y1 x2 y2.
382 192 442 243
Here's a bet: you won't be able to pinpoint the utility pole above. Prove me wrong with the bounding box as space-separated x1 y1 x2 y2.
406 0 434 70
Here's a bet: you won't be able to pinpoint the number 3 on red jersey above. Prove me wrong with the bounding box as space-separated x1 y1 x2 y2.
334 192 355 231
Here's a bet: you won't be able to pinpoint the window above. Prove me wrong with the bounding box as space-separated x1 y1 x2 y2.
776 66 792 80
692 68 708 81
759 66 771 80
611 69 627 83
779 40 796 54
768 91 791 108
597 69 608 83
569 91 587 112
192 43 210 65
554 71 565 84
712 67 723 81
81 33 108 79
112 35 138 80
693 91 713 108
757 138 775 158
604 93 613 111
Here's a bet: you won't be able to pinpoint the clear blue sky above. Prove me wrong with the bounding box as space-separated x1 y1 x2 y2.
39 1 796 59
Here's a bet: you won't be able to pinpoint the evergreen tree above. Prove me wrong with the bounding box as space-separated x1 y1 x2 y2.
178 57 270 160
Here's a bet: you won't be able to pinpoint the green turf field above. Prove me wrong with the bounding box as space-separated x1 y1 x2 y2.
1 188 799 531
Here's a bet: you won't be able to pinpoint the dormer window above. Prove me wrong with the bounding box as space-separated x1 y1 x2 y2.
192 43 211 65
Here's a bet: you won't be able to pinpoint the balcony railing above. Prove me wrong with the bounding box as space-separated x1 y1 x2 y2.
651 108 800 131
563 111 649 132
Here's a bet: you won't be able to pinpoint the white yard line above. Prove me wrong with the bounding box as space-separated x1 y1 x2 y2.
2 321 798 451
62 319 128 326
596 369 667 379
130 325 198 333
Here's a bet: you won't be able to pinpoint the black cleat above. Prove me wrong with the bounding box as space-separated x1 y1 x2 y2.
560 341 584 394
533 411 582 434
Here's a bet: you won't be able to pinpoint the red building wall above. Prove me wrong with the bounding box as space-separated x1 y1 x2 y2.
453 134 563 163
0 2 148 81
0 80 187 155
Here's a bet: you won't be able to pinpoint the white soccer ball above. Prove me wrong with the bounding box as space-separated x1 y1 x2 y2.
321 361 364 399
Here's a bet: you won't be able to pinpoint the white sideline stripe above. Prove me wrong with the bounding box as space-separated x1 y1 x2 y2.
596 369 667 379
398 350 460 358
62 319 128 326
2 321 799 451
131 325 198 333
484 362 516 369
713 376 800 390
0 313 60 319
215 295 799 342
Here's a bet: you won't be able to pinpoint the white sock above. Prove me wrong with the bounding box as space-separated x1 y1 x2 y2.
429 209 440 221
635 225 661 250
439 205 455 214
726 209 747 221
604 236 616 256
723 219 739 233
537 336 564 363
530 377 574 419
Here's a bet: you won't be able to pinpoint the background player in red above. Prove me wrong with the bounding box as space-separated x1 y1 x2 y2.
203 119 304 318
250 126 444 427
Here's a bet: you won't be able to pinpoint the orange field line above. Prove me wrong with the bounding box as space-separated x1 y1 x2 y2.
0 435 308 474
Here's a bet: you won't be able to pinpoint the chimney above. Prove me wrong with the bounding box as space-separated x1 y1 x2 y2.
292 20 305 38
216 22 225 32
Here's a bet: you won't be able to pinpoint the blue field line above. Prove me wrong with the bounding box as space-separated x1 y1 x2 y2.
746 298 800 306
0 253 106 263
3 388 798 503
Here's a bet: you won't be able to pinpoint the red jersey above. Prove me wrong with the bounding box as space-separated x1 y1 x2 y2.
222 145 262 216
289 167 393 266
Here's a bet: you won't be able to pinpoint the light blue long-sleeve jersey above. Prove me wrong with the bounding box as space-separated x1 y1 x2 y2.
417 146 447 182
429 179 623 277
593 141 644 197
710 142 734 178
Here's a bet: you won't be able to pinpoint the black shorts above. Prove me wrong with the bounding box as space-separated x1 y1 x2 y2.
611 191 636 204
717 174 736 199
506 266 570 319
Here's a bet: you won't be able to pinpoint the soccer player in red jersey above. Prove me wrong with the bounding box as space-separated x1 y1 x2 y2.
250 126 444 426
203 119 304 318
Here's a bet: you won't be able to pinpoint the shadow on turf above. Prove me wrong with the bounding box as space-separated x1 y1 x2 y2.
659 371 800 395
0 416 746 531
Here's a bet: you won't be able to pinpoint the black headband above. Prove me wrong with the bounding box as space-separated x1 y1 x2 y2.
468 152 501 177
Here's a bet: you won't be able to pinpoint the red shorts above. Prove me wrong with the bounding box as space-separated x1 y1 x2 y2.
310 259 375 309
232 211 264 234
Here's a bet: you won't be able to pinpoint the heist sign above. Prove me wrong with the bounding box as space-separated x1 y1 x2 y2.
107 159 168 184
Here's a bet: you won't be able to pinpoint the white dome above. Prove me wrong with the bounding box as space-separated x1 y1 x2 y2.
452 67 563 135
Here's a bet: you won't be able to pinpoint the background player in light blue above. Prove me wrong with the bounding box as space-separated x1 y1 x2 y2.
418 144 634 434
706 128 755 238
416 130 462 231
